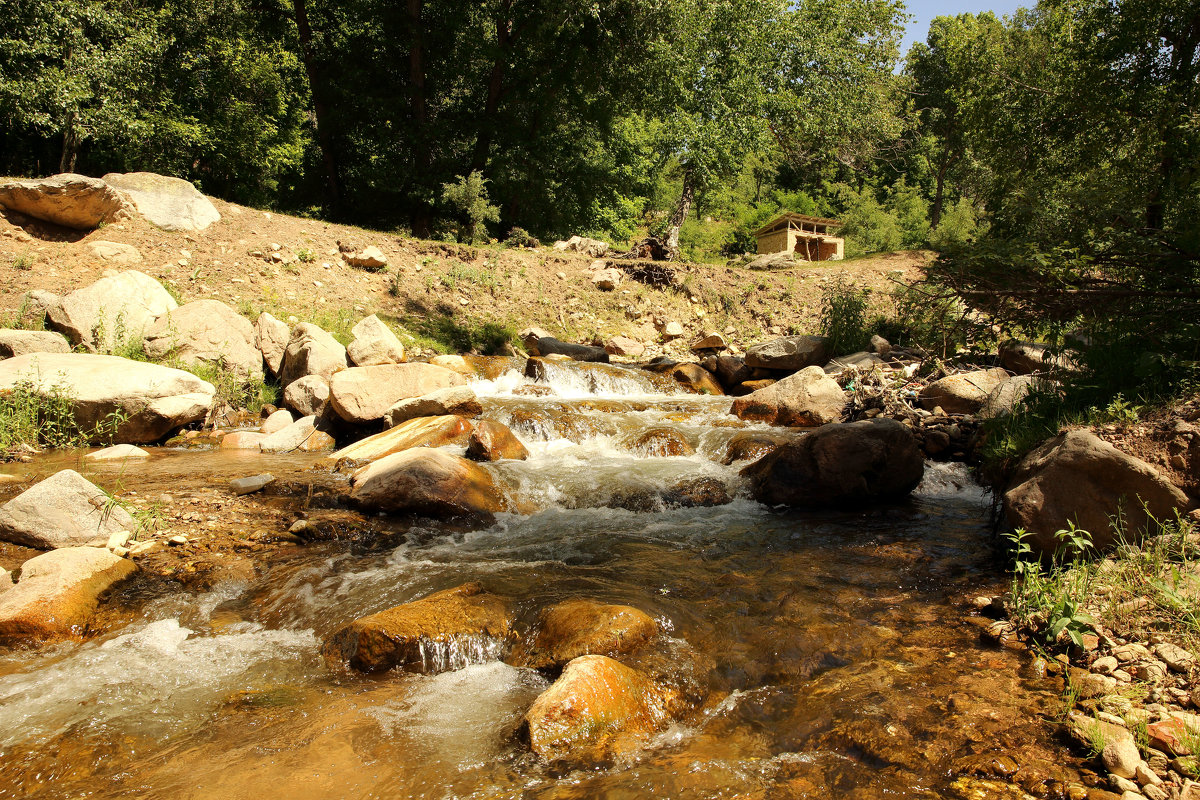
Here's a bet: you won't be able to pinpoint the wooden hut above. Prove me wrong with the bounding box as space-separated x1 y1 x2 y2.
753 212 844 261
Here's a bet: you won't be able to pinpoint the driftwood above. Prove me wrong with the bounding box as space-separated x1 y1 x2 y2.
609 259 680 290
615 236 672 262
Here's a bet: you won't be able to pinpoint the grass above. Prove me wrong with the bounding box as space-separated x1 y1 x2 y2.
0 377 124 453
12 250 33 270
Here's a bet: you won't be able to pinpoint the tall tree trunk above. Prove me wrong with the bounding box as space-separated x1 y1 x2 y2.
469 0 514 174
408 0 433 237
59 112 79 173
294 0 341 213
665 170 695 259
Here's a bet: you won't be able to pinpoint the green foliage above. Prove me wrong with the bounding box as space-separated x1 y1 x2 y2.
503 227 539 248
180 358 278 414
928 198 985 251
406 315 516 356
441 172 500 244
818 277 872 355
0 376 123 452
296 248 315 263
1005 524 1097 649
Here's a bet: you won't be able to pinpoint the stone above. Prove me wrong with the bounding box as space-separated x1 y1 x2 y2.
0 469 135 549
0 547 136 642
1155 643 1195 673
0 354 214 443
746 252 796 271
258 415 336 453
465 419 530 462
518 326 555 351
869 334 892 355
721 431 794 464
621 427 695 457
1136 763 1164 786
260 409 294 435
661 476 732 508
331 415 474 464
662 321 685 340
742 418 924 508
346 314 405 366
283 374 330 418
329 363 467 425
254 312 290 378
510 599 658 669
605 336 645 358
17 290 59 329
919 368 1010 414
591 267 622 291
48 269 177 351
385 386 483 427
322 582 513 673
554 235 610 258
823 351 887 377
429 354 474 375
714 356 753 391
349 448 507 517
1003 429 1190 556
1093 655 1120 675
980 374 1045 419
87 240 142 265
1000 339 1073 375
730 365 847 427
343 245 388 270
0 329 71 359
82 444 149 462
278 323 348 388
229 473 274 496
143 299 263 379
524 654 680 761
744 335 831 371
669 363 724 395
0 173 131 229
690 331 727 351
219 431 267 450
102 171 220 231
528 337 610 363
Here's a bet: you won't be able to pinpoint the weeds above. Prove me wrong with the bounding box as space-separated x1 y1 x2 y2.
12 250 33 270
818 276 871 355
296 248 315 263
0 376 124 453
1006 524 1097 648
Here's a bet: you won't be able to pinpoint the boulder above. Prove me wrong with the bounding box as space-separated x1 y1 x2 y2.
741 418 924 508
0 173 131 229
143 299 263 379
48 269 177 351
524 655 680 761
519 326 555 352
82 444 149 462
260 408 293 435
0 329 71 358
349 448 507 517
591 267 622 291
0 469 135 549
919 368 1009 414
17 290 59 328
254 312 290 378
385 386 482 427
721 431 794 464
1003 429 1191 555
329 363 467 425
746 252 795 271
744 335 831 371
661 476 732 508
510 599 657 669
528 337 609 363
342 245 387 270
605 336 645 358
690 332 727 352
322 582 513 673
429 354 474 375
869 335 891 355
713 356 753 391
331 415 474 463
730 365 846 427
258 415 336 453
278 323 348 388
87 240 142 265
283 374 330 418
670 363 723 395
346 314 405 366
554 235 610 258
1000 340 1072 375
979 375 1044 419
0 547 136 642
661 321 685 340
823 351 886 377
621 427 695 457
220 431 267 450
102 172 220 231
0 354 213 443
466 419 530 462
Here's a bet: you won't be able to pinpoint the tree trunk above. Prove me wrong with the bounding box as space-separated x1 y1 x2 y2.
408 0 432 237
469 0 514 174
293 0 341 213
665 171 695 259
59 112 79 174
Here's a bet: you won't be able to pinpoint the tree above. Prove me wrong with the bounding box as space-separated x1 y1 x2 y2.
441 171 500 243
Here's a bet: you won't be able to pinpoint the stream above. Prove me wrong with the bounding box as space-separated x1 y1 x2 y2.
0 359 1081 799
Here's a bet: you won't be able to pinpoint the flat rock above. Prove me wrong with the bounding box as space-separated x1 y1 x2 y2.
0 469 135 549
278 323 348 388
346 314 405 366
329 363 466 425
332 415 474 463
605 336 645 357
0 173 131 229
510 599 658 669
0 547 136 642
0 354 214 443
385 386 482 427
230 473 274 496
143 299 263 379
48 269 177 351
0 329 71 359
87 240 142 265
919 368 1009 414
322 582 513 673
744 335 831 371
102 172 220 231
465 419 529 462
283 374 330 418
220 431 267 450
83 444 149 462
690 332 727 351
349 448 507 517
730 365 846 427
529 337 609 363
254 312 290 378
746 252 795 271
258 415 335 453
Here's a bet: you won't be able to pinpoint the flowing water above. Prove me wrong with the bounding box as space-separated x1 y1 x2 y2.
0 361 1080 799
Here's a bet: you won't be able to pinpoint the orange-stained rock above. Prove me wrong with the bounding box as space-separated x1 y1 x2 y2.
330 415 474 463
621 426 695 457
0 547 136 642
721 431 794 464
349 448 507 517
220 431 267 450
730 366 846 427
322 582 513 673
670 363 724 395
466 419 529 462
509 599 657 669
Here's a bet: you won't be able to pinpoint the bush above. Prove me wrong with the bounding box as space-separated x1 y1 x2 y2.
929 197 986 251
441 171 500 244
0 378 123 452
818 277 872 355
504 227 540 248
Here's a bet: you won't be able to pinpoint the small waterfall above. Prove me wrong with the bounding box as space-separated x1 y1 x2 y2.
414 633 508 674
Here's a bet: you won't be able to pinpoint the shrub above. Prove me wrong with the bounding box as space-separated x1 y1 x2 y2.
818 277 872 355
441 171 500 244
0 377 123 452
504 227 540 248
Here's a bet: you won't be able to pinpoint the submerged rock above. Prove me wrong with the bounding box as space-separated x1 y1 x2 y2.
510 599 658 670
0 547 136 642
0 469 135 549
465 419 529 462
730 365 846 427
322 582 513 673
621 427 695 457
661 476 731 508
742 418 924 507
721 431 794 464
349 448 507 517
82 444 149 462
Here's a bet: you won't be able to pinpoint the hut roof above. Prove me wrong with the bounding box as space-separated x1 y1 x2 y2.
752 212 843 237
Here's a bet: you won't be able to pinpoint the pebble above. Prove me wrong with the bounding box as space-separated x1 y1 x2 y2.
168 535 188 546
127 541 158 556
1110 774 1139 794
1093 656 1120 674
230 474 275 496
1136 763 1163 787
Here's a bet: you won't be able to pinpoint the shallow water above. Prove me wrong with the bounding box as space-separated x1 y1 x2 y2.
0 363 1076 799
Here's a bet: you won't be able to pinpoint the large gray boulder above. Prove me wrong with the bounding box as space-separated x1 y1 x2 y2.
730 365 846 426
254 312 290 378
0 174 131 229
48 269 177 351
143 299 263 379
746 252 795 271
346 314 405 366
278 323 348 388
741 418 924 507
1003 430 1191 556
744 335 831 371
0 329 71 359
0 469 135 549
282 374 330 418
979 374 1044 419
919 367 1009 414
0 547 137 642
102 172 220 231
329 363 466 425
0 353 214 442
